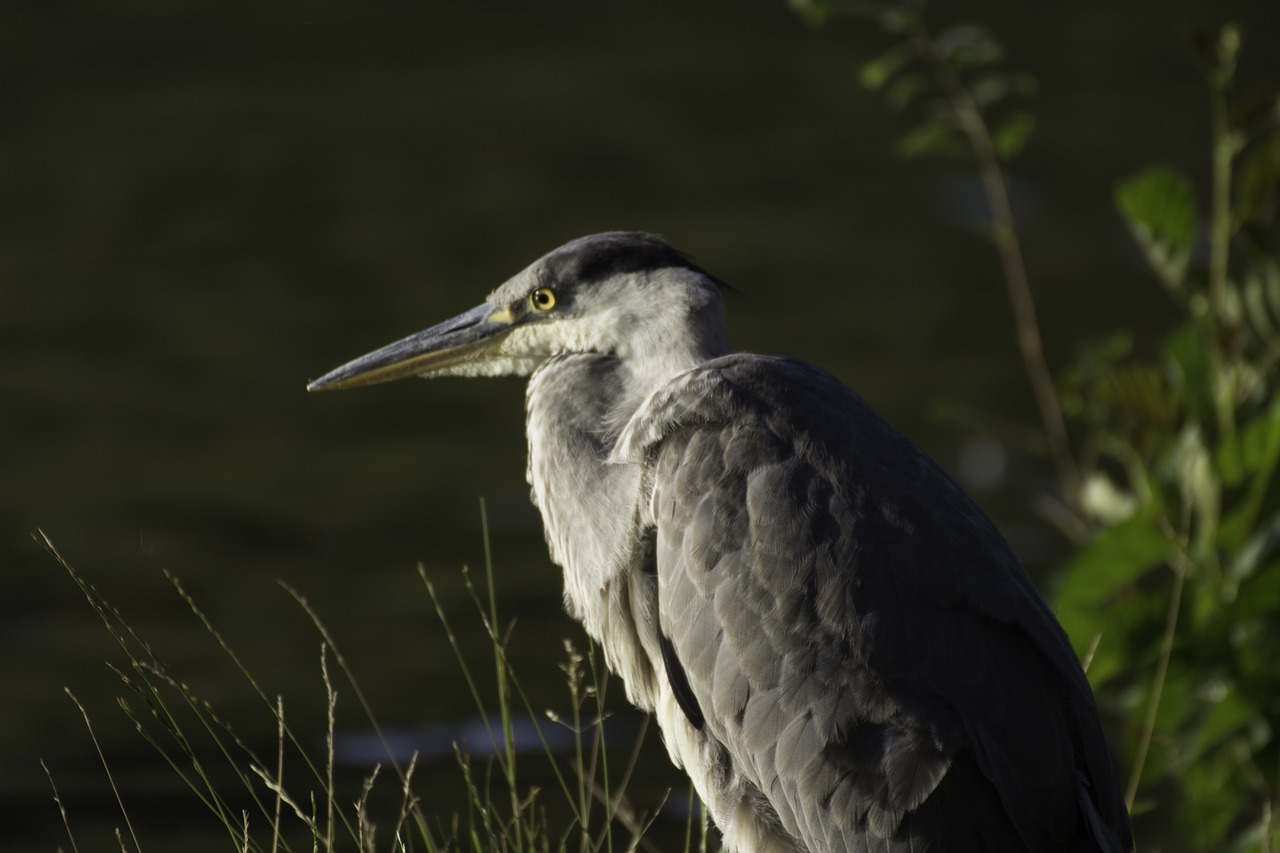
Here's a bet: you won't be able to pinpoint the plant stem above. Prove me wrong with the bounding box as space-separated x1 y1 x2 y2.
907 19 1084 518
66 689 144 853
1209 89 1232 322
41 759 81 853
480 497 524 851
1207 56 1239 438
1126 541 1187 808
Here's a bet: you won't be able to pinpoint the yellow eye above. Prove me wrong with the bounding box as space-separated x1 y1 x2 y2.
530 288 558 311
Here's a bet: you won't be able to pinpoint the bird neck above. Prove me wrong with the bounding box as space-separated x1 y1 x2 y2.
615 309 732 406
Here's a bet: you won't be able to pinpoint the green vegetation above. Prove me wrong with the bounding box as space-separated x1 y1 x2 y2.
798 1 1280 848
41 3 1280 852
1059 29 1280 844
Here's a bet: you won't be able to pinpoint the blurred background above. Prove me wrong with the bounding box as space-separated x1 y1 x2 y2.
5 0 1279 849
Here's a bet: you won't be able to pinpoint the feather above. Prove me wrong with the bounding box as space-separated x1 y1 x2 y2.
333 234 1131 851
659 629 704 730
539 344 1131 851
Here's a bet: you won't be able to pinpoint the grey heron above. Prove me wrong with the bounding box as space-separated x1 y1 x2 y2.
308 232 1132 852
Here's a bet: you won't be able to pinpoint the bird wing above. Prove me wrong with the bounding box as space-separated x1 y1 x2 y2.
614 354 1130 852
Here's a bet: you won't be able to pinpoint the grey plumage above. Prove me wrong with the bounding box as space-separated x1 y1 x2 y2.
308 232 1133 852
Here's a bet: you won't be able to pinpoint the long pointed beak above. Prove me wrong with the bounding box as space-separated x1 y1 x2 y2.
307 303 516 392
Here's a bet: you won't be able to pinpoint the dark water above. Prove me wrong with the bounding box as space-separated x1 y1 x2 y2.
6 1 1279 849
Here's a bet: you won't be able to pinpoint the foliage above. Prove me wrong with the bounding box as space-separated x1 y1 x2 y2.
793 0 1086 516
43 3 1280 851
1055 24 1280 849
792 0 1037 162
794 3 1280 850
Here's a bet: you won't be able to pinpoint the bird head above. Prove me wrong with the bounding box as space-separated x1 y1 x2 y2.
307 232 731 392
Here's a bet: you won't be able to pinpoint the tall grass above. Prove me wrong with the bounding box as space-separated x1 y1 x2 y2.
39 512 706 853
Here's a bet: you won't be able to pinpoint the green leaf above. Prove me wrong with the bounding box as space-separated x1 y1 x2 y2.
896 115 965 159
969 74 1012 108
785 0 829 26
1082 645 1126 687
1115 168 1198 288
1217 397 1280 549
1182 743 1253 847
1165 324 1211 417
859 45 912 91
993 112 1035 159
1215 397 1280 486
1150 665 1199 757
878 7 916 35
935 25 1002 67
1054 513 1177 666
1233 122 1280 231
1226 557 1280 625
1242 260 1280 340
1228 523 1280 600
1163 425 1220 550
1094 365 1178 429
885 74 927 111
1061 334 1133 391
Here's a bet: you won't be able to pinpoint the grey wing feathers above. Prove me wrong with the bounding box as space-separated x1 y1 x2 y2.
659 624 706 729
620 354 1131 852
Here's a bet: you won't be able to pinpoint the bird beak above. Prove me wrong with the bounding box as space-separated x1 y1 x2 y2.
306 303 516 392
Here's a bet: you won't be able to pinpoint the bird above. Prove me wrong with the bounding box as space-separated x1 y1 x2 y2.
307 232 1133 852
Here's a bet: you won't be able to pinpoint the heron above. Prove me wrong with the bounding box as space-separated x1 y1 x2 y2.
308 232 1133 852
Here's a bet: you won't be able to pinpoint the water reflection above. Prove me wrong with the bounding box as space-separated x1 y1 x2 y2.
331 712 642 765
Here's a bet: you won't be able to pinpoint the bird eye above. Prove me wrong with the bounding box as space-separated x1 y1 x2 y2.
530 288 558 311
